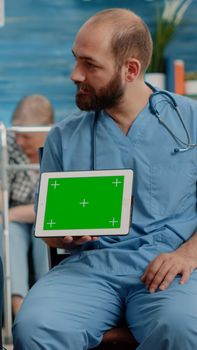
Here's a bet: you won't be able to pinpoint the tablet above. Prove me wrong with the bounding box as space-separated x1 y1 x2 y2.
35 169 133 237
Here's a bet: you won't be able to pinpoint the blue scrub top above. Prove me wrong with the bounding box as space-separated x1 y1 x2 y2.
39 91 197 274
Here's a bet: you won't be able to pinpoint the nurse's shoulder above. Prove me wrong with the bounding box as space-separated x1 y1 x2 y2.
172 92 197 120
52 110 95 136
46 110 95 145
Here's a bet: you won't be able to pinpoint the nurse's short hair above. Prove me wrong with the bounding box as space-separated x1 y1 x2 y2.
89 8 153 74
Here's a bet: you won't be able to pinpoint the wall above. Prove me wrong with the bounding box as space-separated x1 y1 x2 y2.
0 0 197 125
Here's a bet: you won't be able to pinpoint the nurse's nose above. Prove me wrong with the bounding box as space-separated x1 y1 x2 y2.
70 62 85 83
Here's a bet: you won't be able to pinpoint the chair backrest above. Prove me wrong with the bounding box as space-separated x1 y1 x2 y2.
48 247 70 269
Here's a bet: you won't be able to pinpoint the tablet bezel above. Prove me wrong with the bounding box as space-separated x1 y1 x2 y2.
34 169 133 237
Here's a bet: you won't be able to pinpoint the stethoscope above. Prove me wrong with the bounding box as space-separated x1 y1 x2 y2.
93 88 197 163
149 89 197 153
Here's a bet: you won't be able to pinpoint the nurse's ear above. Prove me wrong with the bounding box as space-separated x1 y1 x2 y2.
124 58 141 82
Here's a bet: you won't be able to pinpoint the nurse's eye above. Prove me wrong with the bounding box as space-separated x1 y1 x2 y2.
85 61 97 70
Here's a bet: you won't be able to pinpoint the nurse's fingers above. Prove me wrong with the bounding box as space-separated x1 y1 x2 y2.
43 237 72 248
147 262 173 293
73 236 99 245
63 235 98 246
179 266 193 285
141 251 193 292
157 265 181 291
141 254 165 288
157 264 192 291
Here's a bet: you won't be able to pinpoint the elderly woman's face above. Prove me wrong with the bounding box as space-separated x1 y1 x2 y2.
15 132 47 163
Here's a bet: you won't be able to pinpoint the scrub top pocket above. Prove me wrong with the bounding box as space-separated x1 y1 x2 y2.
150 159 196 217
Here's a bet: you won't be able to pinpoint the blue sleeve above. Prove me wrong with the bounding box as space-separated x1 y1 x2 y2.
40 125 63 173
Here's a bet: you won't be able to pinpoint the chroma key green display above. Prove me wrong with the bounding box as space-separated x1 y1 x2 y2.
43 176 124 230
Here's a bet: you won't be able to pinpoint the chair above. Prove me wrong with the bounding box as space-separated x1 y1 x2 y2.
49 248 138 350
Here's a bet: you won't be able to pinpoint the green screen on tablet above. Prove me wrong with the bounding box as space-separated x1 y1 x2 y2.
35 169 133 237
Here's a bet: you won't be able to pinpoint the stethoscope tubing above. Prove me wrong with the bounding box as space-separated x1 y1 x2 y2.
92 88 197 159
149 89 197 153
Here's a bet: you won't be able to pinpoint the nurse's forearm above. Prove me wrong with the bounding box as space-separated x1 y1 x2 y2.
141 231 197 293
176 231 197 268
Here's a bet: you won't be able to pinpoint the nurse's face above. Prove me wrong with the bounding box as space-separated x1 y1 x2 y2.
75 69 124 111
70 24 125 111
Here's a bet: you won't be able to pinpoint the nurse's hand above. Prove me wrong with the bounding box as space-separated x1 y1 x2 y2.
141 246 196 293
42 236 98 249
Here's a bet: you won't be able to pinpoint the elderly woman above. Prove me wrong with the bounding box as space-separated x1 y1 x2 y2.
2 94 54 316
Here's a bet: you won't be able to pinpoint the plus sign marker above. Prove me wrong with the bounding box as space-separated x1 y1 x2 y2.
35 170 133 237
